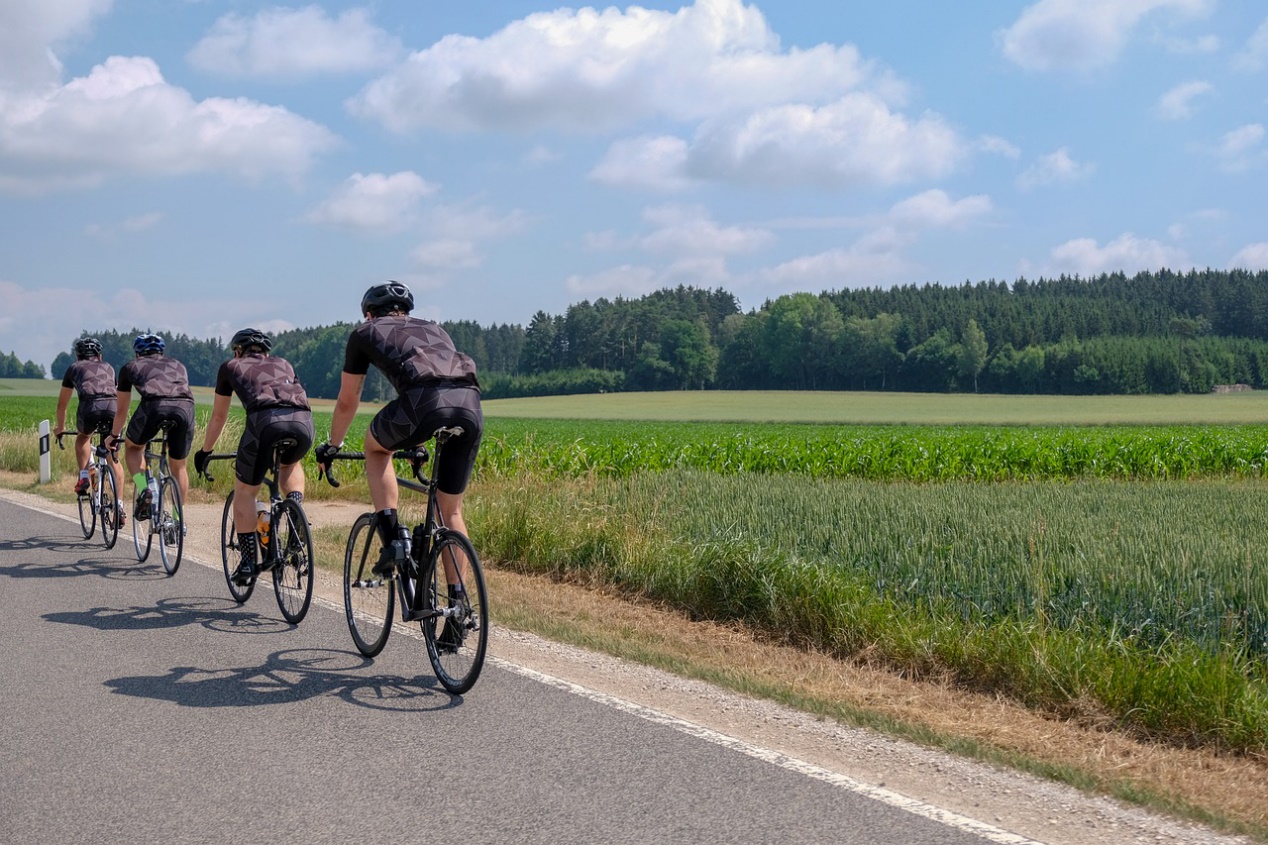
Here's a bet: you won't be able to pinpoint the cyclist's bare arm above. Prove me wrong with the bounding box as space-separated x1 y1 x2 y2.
328 371 366 447
54 385 73 435
201 392 233 453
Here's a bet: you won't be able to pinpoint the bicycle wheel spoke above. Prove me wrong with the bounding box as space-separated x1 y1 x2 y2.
220 491 254 603
100 467 119 550
344 513 393 657
156 478 183 576
422 530 488 694
272 499 314 624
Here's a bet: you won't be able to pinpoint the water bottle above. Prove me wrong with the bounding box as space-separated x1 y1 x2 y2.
147 475 159 502
256 501 271 546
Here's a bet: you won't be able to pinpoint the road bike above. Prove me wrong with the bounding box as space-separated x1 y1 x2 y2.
57 425 123 549
321 426 488 694
131 422 184 575
198 440 315 625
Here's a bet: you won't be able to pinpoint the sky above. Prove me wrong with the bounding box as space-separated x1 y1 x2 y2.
1 0 1266 371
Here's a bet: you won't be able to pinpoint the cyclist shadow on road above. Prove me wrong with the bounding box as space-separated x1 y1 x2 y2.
104 648 455 712
0 537 167 583
43 596 297 635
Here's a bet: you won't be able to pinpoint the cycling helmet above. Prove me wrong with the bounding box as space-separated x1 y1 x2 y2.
230 327 272 354
133 333 165 356
74 337 102 359
361 281 414 316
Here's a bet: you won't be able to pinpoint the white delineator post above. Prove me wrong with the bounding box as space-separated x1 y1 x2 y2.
39 419 51 483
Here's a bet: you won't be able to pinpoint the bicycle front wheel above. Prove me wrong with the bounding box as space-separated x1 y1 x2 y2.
272 499 314 624
344 513 393 657
99 468 119 550
422 529 488 695
77 474 95 539
220 491 253 603
156 477 183 576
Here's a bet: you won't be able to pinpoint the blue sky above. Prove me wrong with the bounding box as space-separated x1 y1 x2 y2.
1 0 1266 370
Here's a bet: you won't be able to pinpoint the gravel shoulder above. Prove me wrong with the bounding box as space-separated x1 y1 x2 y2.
1 483 1257 845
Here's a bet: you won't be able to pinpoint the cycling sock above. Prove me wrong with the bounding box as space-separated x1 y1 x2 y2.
133 472 147 492
375 509 399 547
286 491 304 504
238 531 257 565
79 470 90 480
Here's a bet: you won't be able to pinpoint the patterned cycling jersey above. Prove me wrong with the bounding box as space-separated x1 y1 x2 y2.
215 353 311 414
343 316 479 395
116 355 194 401
61 359 116 399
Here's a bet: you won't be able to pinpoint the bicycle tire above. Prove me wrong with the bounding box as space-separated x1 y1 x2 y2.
99 467 119 550
156 477 183 576
343 513 393 657
77 476 95 539
220 491 254 604
272 498 314 624
132 483 153 562
421 529 488 694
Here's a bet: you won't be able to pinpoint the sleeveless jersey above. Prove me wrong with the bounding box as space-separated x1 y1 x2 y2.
215 353 311 414
343 316 479 395
61 359 116 399
117 355 194 401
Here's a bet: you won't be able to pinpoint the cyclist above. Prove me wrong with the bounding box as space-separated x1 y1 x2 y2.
109 334 196 523
315 281 483 584
53 337 125 524
193 328 314 585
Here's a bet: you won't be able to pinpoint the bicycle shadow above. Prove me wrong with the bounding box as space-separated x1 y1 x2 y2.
104 648 455 712
0 535 168 582
43 596 295 636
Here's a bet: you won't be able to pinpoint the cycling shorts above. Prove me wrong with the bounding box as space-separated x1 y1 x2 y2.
369 385 483 495
76 396 117 436
125 398 196 460
236 408 314 486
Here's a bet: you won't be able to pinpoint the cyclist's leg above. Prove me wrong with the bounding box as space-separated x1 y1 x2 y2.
274 411 313 501
230 415 270 583
364 427 399 514
165 400 196 511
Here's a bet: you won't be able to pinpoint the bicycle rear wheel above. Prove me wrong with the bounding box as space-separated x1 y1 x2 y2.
343 513 393 657
220 491 254 603
132 485 153 562
156 477 183 576
77 478 95 539
99 467 119 550
421 529 488 695
272 499 314 624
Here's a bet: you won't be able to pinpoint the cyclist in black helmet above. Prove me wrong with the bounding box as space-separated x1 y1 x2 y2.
315 281 483 574
54 337 124 522
194 328 314 585
110 333 196 522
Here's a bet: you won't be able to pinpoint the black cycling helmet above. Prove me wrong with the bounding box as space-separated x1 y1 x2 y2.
133 333 165 356
361 281 414 316
74 337 103 359
230 327 272 354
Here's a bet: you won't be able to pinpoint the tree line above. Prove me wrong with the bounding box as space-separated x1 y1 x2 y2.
46 268 1268 397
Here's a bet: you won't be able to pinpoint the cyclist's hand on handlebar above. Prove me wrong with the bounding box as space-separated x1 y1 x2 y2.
108 434 124 450
193 449 212 478
314 441 340 473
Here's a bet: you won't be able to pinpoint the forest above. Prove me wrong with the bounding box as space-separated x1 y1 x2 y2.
48 268 1268 399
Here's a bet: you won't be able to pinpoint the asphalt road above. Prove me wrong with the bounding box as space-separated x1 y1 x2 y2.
0 497 1036 845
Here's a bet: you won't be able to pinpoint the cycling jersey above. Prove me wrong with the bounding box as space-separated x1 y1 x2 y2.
343 316 479 395
214 353 311 413
117 355 194 401
61 359 116 399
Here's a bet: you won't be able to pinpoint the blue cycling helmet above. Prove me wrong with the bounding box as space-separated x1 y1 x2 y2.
133 333 165 356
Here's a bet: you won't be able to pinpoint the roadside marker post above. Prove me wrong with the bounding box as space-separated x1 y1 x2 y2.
39 419 51 483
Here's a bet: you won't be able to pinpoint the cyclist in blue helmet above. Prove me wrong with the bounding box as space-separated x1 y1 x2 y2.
110 333 196 522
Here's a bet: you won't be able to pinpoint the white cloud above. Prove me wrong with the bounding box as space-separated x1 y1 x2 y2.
637 204 774 257
590 136 693 193
0 56 339 195
409 203 532 272
1234 19 1268 72
1230 243 1268 271
304 171 437 232
1159 33 1218 54
0 279 294 370
565 264 661 298
888 190 992 229
1215 124 1265 172
977 135 1022 159
0 0 113 91
761 227 909 289
349 0 877 133
188 6 402 79
85 210 164 239
1156 80 1212 120
998 0 1212 73
1017 147 1094 190
1046 233 1189 276
411 240 483 270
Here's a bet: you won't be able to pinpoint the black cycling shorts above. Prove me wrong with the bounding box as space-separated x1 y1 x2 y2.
76 396 117 436
125 398 196 460
369 385 483 495
236 408 314 486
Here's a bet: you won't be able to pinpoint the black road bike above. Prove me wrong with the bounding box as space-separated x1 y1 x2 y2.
321 426 488 694
199 440 315 625
57 425 123 550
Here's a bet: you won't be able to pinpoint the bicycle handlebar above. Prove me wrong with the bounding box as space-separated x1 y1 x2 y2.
317 447 429 489
196 452 237 482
